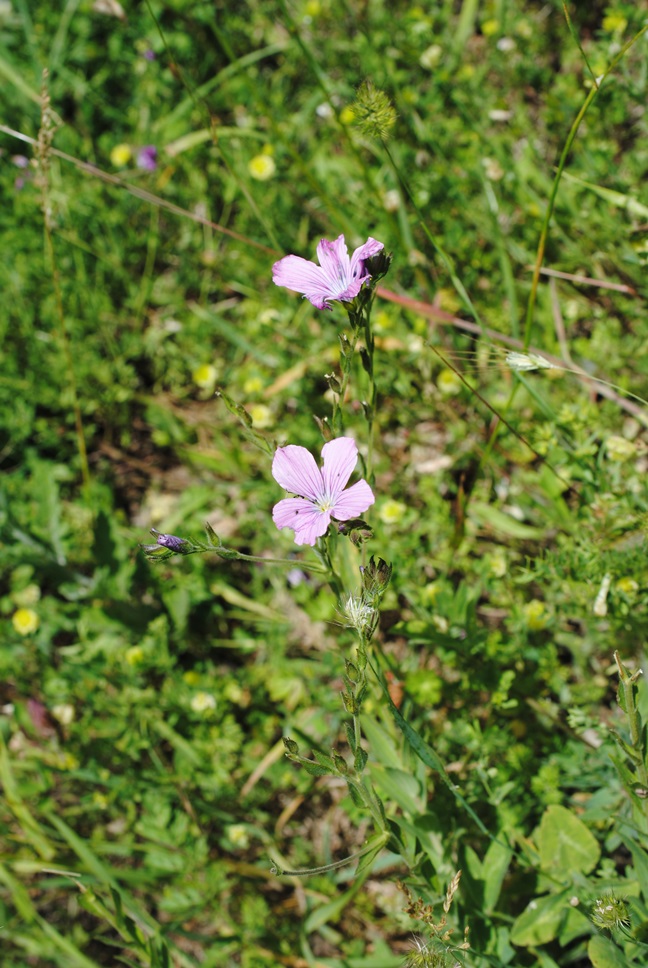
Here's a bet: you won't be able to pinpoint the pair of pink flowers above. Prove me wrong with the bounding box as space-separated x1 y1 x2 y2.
146 237 380 551
271 234 382 546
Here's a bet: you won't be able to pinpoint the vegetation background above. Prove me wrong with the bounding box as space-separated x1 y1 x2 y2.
1 0 648 966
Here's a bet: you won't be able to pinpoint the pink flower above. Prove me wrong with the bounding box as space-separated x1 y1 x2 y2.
272 234 384 310
272 437 375 546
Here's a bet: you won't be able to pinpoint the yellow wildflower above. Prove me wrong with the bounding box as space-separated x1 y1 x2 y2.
12 608 39 635
248 154 276 181
110 143 132 167
192 363 217 388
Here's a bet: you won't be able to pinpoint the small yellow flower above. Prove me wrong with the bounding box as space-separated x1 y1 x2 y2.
226 823 250 848
304 0 320 16
191 691 217 713
482 18 499 36
52 703 75 725
524 599 549 630
56 752 79 771
110 143 132 167
616 577 638 596
339 105 355 125
437 368 462 396
482 157 504 181
249 403 272 429
373 311 393 333
243 375 264 395
602 13 627 33
605 435 636 462
192 363 217 388
183 670 201 686
488 549 507 578
248 154 276 181
12 608 39 635
432 614 449 633
419 44 442 70
14 583 41 607
420 582 440 606
125 645 144 665
93 792 109 809
379 499 407 524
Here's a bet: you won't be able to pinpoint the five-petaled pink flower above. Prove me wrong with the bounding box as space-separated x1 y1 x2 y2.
272 437 375 546
272 234 384 310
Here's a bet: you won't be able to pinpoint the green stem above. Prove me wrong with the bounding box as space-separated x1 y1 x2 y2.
362 302 378 485
614 652 648 797
381 140 485 329
313 536 344 600
271 832 388 877
523 21 648 349
332 329 360 436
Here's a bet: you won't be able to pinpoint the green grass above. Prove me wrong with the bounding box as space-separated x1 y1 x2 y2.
2 1 648 965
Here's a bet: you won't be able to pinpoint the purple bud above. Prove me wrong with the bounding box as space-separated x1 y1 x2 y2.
136 145 158 171
143 48 156 61
150 529 187 551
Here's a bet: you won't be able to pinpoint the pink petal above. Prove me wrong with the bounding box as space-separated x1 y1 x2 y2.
332 479 375 520
272 445 323 501
272 497 331 545
321 437 359 498
349 237 384 280
272 255 332 309
316 235 349 282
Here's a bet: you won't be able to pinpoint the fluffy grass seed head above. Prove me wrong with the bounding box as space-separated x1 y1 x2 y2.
340 593 378 638
591 894 630 931
351 80 397 141
404 936 458 968
505 351 556 372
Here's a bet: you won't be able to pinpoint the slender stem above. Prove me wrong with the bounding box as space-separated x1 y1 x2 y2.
523 22 648 349
271 832 388 877
614 652 648 796
313 537 344 600
332 329 360 436
380 141 485 329
362 302 378 484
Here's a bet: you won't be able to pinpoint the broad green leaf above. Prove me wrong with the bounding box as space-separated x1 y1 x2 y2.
588 934 629 968
371 766 423 814
536 804 600 875
359 715 402 770
483 838 513 912
510 889 570 946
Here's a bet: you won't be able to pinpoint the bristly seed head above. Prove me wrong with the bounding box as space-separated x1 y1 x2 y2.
341 594 377 636
505 351 556 372
590 894 630 931
351 80 397 141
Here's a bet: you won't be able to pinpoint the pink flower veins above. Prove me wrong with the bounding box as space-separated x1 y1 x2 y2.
272 234 384 310
272 437 375 546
